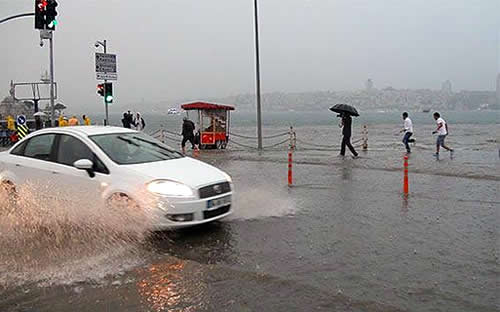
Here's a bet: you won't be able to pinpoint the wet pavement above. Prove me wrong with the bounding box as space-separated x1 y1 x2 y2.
0 148 499 312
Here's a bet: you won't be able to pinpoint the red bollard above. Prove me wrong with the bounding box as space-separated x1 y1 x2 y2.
403 155 409 195
288 151 293 187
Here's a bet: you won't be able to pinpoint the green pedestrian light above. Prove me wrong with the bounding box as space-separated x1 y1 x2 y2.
45 0 58 30
48 19 58 27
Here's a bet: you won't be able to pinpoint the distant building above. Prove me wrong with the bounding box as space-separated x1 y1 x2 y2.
365 79 374 91
496 73 500 105
0 95 34 120
441 80 452 94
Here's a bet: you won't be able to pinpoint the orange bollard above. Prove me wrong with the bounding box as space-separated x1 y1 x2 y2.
403 155 409 195
288 151 293 187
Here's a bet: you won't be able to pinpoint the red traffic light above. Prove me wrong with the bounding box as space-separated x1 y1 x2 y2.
97 83 104 96
37 0 47 11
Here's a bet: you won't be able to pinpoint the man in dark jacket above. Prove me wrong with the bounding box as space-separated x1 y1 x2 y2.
181 117 196 154
339 112 359 158
122 112 132 128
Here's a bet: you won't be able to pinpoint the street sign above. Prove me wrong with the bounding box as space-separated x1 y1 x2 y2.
17 125 29 140
96 72 118 80
95 52 117 73
17 115 26 126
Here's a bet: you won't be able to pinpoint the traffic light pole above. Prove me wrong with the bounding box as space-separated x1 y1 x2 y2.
0 12 34 24
103 40 109 126
49 32 55 126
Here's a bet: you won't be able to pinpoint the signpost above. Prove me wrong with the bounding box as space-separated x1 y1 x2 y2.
95 52 117 79
96 72 117 80
16 115 29 140
95 42 117 126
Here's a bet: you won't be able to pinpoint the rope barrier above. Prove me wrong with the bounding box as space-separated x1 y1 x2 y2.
262 138 289 149
228 139 259 149
229 131 288 140
163 129 182 137
149 125 368 152
228 138 289 150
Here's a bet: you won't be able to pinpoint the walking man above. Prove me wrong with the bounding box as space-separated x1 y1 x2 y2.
400 112 415 153
432 112 453 157
181 117 196 154
339 112 359 158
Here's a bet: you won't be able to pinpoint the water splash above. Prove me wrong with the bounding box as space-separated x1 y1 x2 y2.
0 181 161 288
229 184 296 220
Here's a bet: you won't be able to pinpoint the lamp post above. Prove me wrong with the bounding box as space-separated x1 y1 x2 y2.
95 40 108 125
253 0 262 150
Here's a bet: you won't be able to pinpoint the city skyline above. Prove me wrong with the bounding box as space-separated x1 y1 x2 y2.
1 0 499 112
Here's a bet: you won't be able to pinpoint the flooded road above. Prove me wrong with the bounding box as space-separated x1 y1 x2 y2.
0 147 498 311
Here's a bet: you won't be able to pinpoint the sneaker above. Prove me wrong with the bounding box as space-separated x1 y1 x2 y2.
433 153 439 158
337 154 345 159
352 155 359 159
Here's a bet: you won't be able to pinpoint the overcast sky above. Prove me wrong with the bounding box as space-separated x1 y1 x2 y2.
1 0 499 112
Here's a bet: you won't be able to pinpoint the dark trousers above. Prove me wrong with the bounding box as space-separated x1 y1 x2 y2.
403 132 413 152
341 135 358 156
182 135 195 148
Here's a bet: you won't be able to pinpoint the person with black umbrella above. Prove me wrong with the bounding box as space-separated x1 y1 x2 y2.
339 112 359 158
330 104 359 159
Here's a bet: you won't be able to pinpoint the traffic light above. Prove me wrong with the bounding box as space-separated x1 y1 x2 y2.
97 83 104 96
35 0 47 30
34 0 58 30
104 83 113 104
45 0 58 30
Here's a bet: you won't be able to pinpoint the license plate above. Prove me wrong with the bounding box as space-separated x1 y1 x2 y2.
207 195 231 209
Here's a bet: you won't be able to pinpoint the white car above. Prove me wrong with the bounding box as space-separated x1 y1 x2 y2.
0 126 233 230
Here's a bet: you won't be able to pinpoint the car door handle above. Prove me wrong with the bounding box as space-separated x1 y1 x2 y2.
15 164 22 167
51 171 59 175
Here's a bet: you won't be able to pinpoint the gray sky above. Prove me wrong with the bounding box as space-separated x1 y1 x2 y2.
1 0 499 112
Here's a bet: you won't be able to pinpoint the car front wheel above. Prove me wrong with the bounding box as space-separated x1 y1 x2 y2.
106 193 149 237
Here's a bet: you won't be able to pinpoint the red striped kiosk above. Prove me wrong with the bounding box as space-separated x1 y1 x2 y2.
181 101 235 150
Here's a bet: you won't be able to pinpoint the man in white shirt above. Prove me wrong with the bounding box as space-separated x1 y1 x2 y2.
400 112 415 153
432 112 453 157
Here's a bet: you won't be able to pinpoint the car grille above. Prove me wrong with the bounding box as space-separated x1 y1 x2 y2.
199 182 231 199
203 205 231 219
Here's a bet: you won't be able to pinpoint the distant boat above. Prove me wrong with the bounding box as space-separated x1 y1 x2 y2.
167 108 180 115
421 108 431 113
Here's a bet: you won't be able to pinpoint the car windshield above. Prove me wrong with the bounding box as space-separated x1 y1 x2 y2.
90 132 183 165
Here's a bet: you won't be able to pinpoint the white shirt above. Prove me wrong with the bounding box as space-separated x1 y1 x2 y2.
436 117 447 135
403 117 413 133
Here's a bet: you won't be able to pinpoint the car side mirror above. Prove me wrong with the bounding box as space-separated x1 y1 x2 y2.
74 159 93 170
73 159 95 178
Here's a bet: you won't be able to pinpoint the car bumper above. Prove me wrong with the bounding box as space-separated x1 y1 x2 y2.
148 192 233 230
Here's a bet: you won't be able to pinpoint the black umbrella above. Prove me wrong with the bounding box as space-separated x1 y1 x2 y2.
329 104 359 117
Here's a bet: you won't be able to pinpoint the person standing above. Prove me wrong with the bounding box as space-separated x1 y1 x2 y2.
121 112 132 128
68 115 79 126
82 115 91 126
432 112 453 157
134 112 146 131
181 117 196 154
399 112 415 153
34 115 43 130
60 116 68 127
339 112 359 158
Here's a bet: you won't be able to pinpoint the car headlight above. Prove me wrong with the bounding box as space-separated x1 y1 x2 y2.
147 180 194 197
222 172 233 183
